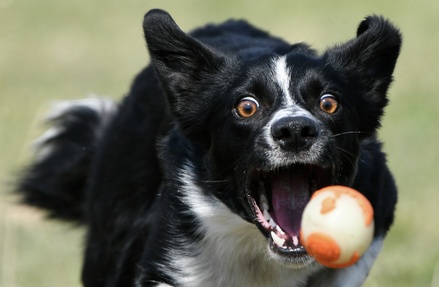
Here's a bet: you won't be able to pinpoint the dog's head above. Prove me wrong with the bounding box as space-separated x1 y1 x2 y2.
143 10 401 267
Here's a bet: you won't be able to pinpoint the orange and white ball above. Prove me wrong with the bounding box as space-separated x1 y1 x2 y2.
300 186 374 268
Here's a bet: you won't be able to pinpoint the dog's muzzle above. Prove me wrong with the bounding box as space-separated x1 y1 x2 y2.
246 115 335 267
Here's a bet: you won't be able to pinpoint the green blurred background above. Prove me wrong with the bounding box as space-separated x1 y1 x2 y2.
1 0 438 286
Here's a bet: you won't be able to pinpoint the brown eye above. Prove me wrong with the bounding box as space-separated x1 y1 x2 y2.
319 94 338 114
235 97 259 118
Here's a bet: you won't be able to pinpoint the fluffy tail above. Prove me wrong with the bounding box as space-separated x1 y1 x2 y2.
17 97 117 223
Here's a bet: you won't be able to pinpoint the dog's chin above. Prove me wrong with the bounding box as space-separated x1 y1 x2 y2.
246 163 333 268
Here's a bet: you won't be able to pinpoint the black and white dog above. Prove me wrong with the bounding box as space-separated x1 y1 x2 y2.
17 9 400 287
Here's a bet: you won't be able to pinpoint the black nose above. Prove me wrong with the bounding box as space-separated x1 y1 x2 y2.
271 116 319 152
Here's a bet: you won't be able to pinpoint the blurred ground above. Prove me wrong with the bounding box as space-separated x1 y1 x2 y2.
1 0 438 286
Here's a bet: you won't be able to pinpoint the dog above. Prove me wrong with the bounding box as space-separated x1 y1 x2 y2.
17 9 401 287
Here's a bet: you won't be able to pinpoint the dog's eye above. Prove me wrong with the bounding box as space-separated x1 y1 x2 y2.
319 94 338 114
235 97 259 118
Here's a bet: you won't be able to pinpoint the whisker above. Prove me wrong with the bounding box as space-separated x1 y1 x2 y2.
335 146 367 167
200 179 229 184
331 131 372 138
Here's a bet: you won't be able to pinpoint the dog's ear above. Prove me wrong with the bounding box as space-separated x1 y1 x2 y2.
325 16 402 135
143 9 226 138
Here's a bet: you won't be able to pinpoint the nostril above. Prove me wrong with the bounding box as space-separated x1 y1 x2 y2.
273 127 292 141
301 125 318 139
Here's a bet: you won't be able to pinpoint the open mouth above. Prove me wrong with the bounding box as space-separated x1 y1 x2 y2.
247 164 332 265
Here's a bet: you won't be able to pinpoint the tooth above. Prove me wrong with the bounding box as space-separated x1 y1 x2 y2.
269 218 277 228
271 231 286 247
292 236 299 246
260 194 269 211
275 225 285 235
263 209 271 221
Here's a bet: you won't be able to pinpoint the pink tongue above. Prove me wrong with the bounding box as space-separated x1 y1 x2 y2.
271 169 310 236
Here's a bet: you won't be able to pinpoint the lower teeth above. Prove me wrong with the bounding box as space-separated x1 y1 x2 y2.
292 236 299 246
271 231 286 247
276 225 285 235
257 187 303 251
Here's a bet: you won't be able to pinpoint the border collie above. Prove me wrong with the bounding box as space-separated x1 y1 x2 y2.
17 9 401 287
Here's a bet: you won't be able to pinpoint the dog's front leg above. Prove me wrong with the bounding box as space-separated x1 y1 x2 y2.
307 237 384 287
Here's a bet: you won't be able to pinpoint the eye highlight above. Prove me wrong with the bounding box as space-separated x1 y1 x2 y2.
235 96 259 118
319 94 338 114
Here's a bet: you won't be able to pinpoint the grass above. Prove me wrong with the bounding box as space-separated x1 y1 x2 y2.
1 0 438 286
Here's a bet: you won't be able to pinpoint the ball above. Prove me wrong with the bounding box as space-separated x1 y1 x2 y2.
300 186 374 268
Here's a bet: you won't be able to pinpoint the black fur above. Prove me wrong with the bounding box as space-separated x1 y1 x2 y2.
17 9 401 287
18 102 112 222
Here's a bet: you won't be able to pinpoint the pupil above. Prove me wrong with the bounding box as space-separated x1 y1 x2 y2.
322 100 333 111
244 103 253 112
243 102 254 114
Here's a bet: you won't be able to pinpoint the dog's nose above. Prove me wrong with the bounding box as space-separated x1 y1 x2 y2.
271 116 318 152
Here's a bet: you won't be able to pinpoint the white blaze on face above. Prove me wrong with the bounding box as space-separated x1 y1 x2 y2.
269 55 318 130
272 55 294 106
257 56 324 167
